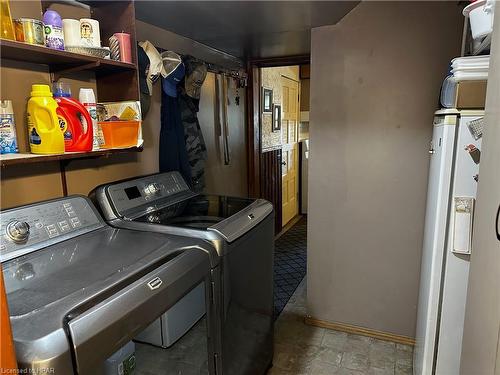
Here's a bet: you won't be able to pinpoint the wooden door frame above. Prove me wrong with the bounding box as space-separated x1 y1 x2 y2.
245 54 310 198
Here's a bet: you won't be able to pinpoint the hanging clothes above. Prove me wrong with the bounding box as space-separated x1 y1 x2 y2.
178 93 207 193
159 86 192 185
179 56 208 193
158 52 192 186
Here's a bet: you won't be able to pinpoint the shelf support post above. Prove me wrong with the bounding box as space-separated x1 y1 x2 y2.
59 160 69 196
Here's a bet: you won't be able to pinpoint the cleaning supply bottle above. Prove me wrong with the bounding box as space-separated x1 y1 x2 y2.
42 9 64 50
27 84 64 154
53 82 93 152
0 100 18 154
0 0 15 40
79 88 101 150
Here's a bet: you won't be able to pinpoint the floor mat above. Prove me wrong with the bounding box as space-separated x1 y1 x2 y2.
274 217 307 319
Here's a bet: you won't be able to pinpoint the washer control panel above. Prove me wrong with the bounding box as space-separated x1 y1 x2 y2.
106 171 192 216
1 197 102 262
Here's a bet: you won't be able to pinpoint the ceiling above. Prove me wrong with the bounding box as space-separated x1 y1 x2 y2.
135 1 359 61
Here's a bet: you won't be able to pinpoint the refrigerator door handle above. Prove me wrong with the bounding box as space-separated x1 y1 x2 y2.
496 204 500 241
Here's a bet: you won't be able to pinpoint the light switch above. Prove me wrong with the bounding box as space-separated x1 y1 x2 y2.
453 197 475 255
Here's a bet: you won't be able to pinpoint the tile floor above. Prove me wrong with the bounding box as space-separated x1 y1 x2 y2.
269 279 414 375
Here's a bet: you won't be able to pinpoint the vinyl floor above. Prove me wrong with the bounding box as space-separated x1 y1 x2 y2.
268 279 414 375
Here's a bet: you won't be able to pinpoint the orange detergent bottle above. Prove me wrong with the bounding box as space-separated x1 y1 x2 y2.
53 82 93 152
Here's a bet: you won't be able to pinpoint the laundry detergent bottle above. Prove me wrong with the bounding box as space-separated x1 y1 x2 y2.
27 84 64 154
53 82 93 152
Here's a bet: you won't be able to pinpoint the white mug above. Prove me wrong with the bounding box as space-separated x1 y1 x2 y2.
79 18 101 47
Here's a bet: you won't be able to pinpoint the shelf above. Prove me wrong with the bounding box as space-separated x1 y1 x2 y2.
0 147 143 167
0 39 136 77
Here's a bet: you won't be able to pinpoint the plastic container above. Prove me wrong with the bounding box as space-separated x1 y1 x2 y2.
440 76 457 108
104 341 135 375
27 84 64 154
43 10 65 50
99 120 140 149
53 82 93 152
463 0 495 40
79 88 102 150
135 282 205 348
0 100 18 154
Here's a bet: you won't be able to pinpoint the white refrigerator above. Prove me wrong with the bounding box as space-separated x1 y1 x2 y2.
414 109 484 375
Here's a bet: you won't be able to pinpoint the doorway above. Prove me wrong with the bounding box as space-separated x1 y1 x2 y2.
251 61 310 232
246 57 311 320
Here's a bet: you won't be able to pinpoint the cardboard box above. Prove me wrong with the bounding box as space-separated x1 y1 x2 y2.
455 80 487 109
96 101 142 122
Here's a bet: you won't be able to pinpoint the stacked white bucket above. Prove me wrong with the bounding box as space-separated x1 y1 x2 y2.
463 0 495 41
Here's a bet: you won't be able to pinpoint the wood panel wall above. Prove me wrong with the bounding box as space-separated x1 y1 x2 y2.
260 148 282 233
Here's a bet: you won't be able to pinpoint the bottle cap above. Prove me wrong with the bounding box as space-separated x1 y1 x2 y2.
43 9 62 27
31 84 52 97
78 88 96 103
0 100 13 114
53 82 71 97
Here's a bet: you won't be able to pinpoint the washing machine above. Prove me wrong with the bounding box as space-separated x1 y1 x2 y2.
0 196 218 374
91 171 275 375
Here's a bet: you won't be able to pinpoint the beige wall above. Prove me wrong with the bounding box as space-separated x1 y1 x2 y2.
1 5 247 209
460 12 500 374
307 1 462 337
261 66 299 151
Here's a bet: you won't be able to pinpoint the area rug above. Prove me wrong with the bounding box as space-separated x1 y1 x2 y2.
273 217 307 319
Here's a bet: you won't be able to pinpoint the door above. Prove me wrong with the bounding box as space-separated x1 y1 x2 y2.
281 76 299 226
460 14 500 374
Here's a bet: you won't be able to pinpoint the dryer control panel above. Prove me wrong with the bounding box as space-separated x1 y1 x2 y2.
104 172 194 218
0 196 103 262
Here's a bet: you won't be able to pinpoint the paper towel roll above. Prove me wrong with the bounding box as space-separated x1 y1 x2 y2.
79 18 100 47
62 19 80 46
